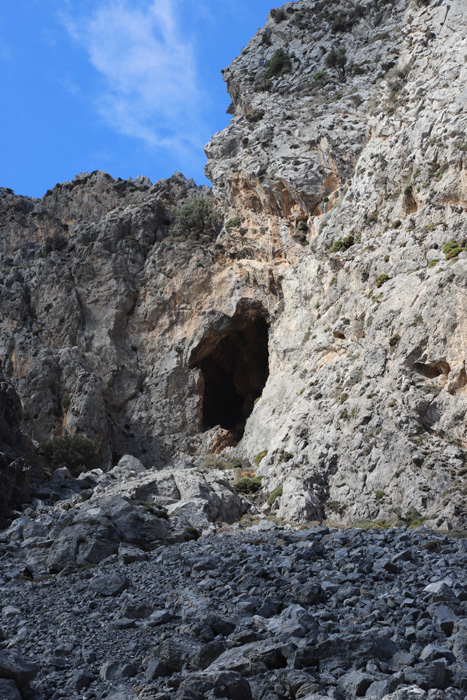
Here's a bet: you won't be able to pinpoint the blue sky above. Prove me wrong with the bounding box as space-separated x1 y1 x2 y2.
0 0 277 198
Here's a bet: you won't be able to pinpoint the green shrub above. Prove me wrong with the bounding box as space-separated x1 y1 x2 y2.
39 434 99 477
201 454 249 470
270 7 286 22
234 476 265 494
339 392 349 403
375 273 389 288
422 540 443 552
396 507 427 528
254 450 268 467
172 197 220 241
267 485 283 507
327 500 341 513
43 232 67 254
375 490 385 500
329 235 354 253
443 240 465 259
263 48 292 80
428 259 439 267
226 216 242 230
325 47 347 79
312 69 327 81
353 519 393 530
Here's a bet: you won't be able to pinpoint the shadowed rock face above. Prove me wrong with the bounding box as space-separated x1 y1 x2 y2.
0 0 467 529
0 367 33 523
190 313 269 439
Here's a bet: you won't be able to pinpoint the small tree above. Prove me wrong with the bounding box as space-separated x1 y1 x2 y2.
264 48 292 79
172 198 221 241
325 47 347 80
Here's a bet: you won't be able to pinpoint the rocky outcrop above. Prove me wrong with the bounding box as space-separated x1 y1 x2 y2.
0 0 466 531
5 455 247 573
207 0 467 531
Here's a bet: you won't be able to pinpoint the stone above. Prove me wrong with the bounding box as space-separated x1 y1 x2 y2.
338 669 373 697
68 669 95 691
99 660 138 680
0 650 39 687
424 581 455 600
89 572 130 597
145 657 170 680
0 679 22 700
420 644 456 664
118 543 149 564
175 671 252 700
148 609 173 626
432 605 457 636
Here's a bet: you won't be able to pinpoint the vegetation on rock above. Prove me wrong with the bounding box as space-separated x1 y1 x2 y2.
39 434 98 477
234 475 265 494
172 197 221 241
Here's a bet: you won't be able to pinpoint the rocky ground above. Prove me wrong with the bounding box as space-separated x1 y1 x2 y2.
0 457 466 700
0 512 466 700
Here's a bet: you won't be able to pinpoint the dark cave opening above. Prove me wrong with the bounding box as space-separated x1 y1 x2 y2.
190 312 269 440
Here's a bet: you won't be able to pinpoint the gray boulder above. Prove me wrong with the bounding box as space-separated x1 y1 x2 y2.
0 650 39 687
0 679 21 700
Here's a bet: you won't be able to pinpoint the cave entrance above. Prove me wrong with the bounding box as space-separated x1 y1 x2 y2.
189 310 269 441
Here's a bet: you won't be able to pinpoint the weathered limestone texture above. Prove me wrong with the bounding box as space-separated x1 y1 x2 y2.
0 0 466 529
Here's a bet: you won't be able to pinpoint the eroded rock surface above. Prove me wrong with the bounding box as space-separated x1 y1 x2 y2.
0 1 466 530
3 455 247 574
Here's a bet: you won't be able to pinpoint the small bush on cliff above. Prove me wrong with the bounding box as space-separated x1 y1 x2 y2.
39 434 98 477
267 485 283 506
201 454 248 470
269 8 286 23
254 450 268 467
257 48 292 89
325 47 347 79
234 476 265 494
375 273 389 288
172 197 221 242
329 235 354 253
443 240 466 260
226 215 243 230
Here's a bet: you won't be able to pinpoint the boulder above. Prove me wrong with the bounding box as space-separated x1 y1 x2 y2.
0 650 39 687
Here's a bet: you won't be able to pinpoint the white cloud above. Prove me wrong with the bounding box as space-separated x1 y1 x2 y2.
62 0 207 158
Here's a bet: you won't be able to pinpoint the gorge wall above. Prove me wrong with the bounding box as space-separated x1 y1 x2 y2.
0 0 466 530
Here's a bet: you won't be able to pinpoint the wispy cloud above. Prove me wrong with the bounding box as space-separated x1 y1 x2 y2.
62 0 207 158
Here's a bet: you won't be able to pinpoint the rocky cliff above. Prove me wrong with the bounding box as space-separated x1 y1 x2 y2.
0 0 466 530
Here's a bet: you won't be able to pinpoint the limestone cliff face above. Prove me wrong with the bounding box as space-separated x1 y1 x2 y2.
0 169 278 478
213 0 467 530
0 0 466 528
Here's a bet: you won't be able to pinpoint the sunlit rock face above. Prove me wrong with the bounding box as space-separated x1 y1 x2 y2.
1 0 467 529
